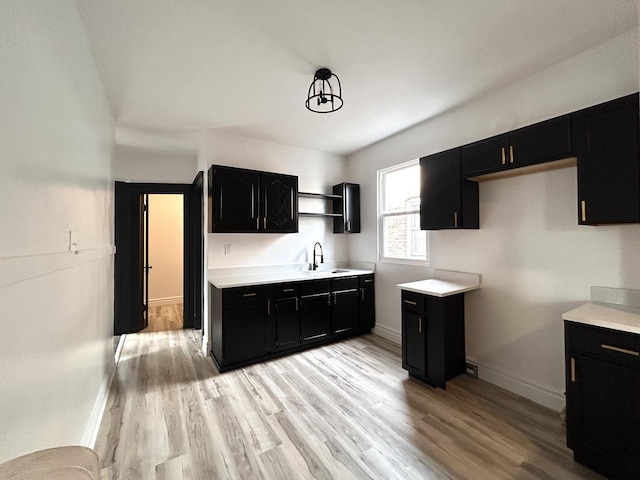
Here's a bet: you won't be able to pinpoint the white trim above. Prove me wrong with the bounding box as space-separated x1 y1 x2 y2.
148 295 184 307
81 356 117 449
468 357 566 412
373 324 401 345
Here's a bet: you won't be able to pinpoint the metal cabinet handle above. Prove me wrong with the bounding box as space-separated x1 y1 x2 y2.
454 211 458 228
333 293 337 305
327 293 331 305
263 217 267 229
283 288 295 293
601 344 639 356
580 200 586 222
403 300 417 306
267 300 271 316
242 292 257 297
361 288 365 301
501 147 506 165
570 357 576 382
509 145 514 164
256 217 260 230
295 297 299 311
419 317 422 334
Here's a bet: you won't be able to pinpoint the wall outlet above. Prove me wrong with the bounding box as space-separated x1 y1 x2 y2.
224 244 233 256
465 362 478 378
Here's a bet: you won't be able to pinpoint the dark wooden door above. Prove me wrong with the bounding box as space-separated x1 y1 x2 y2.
576 93 640 224
189 172 204 329
275 297 301 350
332 289 359 335
261 172 298 233
509 115 573 167
420 149 461 230
300 292 331 342
223 300 270 363
210 165 260 232
461 134 509 177
402 310 426 377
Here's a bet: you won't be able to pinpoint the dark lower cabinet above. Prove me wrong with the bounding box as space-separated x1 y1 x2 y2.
331 277 360 335
299 280 332 343
274 283 300 351
401 289 466 388
359 275 375 331
575 93 640 225
565 321 640 480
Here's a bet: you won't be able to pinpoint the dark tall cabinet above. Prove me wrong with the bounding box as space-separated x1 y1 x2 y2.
574 93 640 225
359 275 375 331
420 148 478 230
208 165 298 233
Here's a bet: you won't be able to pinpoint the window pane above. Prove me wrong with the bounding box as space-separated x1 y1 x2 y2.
382 164 420 213
382 214 426 259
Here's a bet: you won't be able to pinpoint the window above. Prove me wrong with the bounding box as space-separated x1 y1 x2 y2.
378 160 428 264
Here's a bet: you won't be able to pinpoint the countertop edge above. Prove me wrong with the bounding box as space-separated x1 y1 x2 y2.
209 269 374 289
562 302 640 335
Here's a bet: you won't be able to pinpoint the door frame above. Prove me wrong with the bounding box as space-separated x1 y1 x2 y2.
114 181 200 333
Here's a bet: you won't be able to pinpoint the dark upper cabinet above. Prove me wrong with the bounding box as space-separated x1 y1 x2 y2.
565 321 640 480
209 165 298 233
359 275 375 331
333 183 360 233
420 148 479 230
461 115 573 178
574 93 640 225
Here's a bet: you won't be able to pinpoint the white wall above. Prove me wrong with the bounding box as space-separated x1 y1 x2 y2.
148 194 184 303
203 131 348 269
347 29 640 410
113 144 198 184
0 1 114 462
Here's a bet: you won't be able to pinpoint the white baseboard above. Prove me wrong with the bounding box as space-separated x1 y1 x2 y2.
148 295 183 307
469 358 566 412
82 356 117 449
372 324 401 345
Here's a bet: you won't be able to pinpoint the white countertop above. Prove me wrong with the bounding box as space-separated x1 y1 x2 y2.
562 302 640 335
396 270 481 297
209 268 374 289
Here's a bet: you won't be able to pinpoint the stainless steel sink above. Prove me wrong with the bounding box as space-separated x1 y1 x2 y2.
303 269 351 275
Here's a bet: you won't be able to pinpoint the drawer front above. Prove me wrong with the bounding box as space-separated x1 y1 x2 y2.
566 321 640 367
332 276 359 292
359 274 375 287
223 285 272 305
275 283 298 299
401 290 426 313
299 279 331 297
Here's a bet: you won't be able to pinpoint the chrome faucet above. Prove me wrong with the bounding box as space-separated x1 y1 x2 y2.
312 242 324 270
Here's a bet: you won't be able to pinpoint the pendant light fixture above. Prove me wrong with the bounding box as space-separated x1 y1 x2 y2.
305 68 343 113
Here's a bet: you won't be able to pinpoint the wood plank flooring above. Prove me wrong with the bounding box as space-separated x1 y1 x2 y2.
142 303 183 332
95 330 604 479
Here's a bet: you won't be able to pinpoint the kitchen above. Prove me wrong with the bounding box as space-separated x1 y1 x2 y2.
1 1 639 479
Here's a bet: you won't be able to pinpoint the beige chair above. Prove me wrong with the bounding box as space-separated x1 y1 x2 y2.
0 446 98 480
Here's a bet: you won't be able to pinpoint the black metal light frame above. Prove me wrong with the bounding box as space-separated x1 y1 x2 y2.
305 68 343 113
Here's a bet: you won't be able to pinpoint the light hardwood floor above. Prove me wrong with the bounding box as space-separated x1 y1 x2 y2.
142 303 184 333
95 330 604 480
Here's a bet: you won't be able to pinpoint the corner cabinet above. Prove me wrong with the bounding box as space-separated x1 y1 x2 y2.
208 164 298 233
575 93 640 225
565 321 640 480
420 148 478 230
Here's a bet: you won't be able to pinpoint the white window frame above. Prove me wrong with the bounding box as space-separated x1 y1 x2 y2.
377 159 429 266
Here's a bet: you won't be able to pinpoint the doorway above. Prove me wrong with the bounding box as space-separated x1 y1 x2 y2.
114 174 204 336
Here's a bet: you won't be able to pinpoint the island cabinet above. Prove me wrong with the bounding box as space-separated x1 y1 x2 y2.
359 274 375 331
461 114 573 178
565 321 640 480
574 93 640 225
401 290 465 388
208 164 298 233
420 148 478 230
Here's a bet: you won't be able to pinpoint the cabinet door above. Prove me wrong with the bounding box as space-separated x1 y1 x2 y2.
567 353 640 479
211 165 260 232
300 292 332 342
332 289 359 335
402 310 426 377
461 134 509 177
261 173 298 233
333 183 361 233
420 148 478 230
223 300 270 363
576 93 640 224
275 297 300 350
359 285 375 331
509 115 572 167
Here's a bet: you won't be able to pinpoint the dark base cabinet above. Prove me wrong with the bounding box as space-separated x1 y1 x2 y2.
211 274 375 372
401 290 465 388
565 321 640 480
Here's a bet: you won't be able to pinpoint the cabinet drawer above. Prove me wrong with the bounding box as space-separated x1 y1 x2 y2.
275 283 298 299
299 279 331 296
332 276 359 291
223 285 272 305
566 321 640 367
401 290 426 313
359 274 374 287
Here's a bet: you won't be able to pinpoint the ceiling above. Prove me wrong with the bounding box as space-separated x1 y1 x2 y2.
77 0 638 156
